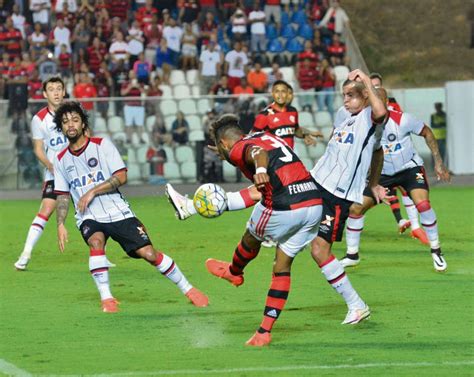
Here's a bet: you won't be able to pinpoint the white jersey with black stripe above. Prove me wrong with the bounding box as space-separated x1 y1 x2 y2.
381 110 424 176
53 137 135 227
311 106 383 204
31 106 68 181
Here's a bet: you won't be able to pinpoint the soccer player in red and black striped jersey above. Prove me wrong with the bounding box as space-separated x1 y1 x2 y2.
204 114 369 346
166 80 323 221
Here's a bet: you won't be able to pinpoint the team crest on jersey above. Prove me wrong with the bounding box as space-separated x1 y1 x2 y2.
88 157 98 168
334 131 354 144
289 115 295 123
70 170 105 189
387 133 397 142
416 172 425 183
383 143 402 154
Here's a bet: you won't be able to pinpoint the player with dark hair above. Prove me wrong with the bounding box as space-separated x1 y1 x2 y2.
205 113 369 347
341 87 450 271
166 80 322 223
15 77 70 270
53 101 208 312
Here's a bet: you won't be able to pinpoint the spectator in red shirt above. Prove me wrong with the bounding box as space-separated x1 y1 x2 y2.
28 68 43 114
20 52 36 77
73 72 98 111
58 44 72 78
327 33 346 65
233 77 254 101
56 2 76 31
315 58 335 118
199 0 217 23
144 14 162 49
136 0 158 29
297 58 320 111
199 11 218 48
108 0 130 24
87 37 108 74
179 0 200 24
1 17 24 59
298 40 319 69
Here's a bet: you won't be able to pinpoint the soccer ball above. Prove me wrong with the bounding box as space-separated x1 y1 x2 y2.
193 183 228 218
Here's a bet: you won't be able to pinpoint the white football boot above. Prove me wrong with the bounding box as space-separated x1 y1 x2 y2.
165 183 193 220
340 255 360 268
14 255 30 271
431 251 447 272
342 304 371 325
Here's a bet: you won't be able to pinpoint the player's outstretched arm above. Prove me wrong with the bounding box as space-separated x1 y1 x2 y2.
295 127 323 146
56 194 70 252
419 125 451 182
77 171 128 213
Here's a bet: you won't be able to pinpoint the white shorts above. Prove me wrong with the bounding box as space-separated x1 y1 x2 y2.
124 105 145 127
247 202 322 258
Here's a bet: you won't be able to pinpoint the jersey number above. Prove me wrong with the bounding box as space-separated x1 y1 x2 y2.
261 135 293 163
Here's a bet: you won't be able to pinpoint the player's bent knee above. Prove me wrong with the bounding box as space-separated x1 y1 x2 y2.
416 199 431 213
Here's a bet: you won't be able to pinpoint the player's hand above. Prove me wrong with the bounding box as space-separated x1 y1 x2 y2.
370 184 394 205
78 190 95 213
47 162 54 174
348 69 369 85
304 130 323 146
435 162 451 183
207 145 225 160
57 223 68 253
253 172 270 191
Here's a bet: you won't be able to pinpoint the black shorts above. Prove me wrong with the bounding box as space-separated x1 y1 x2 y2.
79 217 152 258
316 182 353 243
42 180 57 200
364 166 429 202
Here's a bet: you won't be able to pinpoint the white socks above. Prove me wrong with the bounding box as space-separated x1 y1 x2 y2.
89 250 113 300
319 255 365 309
21 214 48 258
402 195 420 230
345 215 364 255
155 253 192 294
416 200 440 249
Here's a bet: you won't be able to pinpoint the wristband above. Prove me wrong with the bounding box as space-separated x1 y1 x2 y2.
255 167 267 174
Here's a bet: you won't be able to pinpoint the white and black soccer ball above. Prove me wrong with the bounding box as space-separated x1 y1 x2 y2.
193 183 228 218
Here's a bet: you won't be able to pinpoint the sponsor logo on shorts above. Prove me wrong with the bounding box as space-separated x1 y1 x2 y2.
82 225 90 236
45 184 53 193
321 215 334 226
136 225 149 241
88 157 98 168
416 172 425 183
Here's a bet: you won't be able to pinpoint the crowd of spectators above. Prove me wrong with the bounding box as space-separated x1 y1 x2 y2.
1 0 350 184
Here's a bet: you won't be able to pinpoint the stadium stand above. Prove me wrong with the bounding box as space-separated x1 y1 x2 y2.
0 0 352 186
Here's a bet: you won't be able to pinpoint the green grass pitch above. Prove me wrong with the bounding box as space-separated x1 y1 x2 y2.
0 186 473 376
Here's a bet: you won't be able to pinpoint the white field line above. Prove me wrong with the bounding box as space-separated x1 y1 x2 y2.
36 360 474 377
0 359 32 377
